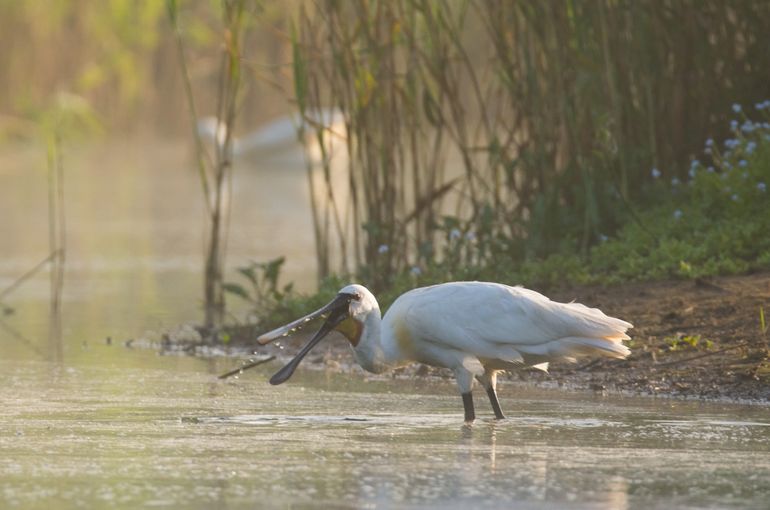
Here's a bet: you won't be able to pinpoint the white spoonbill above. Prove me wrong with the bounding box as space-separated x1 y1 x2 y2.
258 282 632 422
196 108 345 161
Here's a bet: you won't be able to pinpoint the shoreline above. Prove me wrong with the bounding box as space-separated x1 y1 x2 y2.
145 337 770 406
140 271 770 405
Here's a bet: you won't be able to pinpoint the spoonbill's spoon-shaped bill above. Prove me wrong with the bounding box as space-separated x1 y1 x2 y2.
260 292 354 385
256 293 350 345
258 282 633 422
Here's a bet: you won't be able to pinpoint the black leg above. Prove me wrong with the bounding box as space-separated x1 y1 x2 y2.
486 386 506 420
462 392 475 422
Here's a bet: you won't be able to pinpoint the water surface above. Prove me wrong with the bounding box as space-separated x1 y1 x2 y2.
1 140 769 509
2 353 769 509
0 139 317 354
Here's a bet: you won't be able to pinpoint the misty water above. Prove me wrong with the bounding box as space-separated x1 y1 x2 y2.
1 140 769 509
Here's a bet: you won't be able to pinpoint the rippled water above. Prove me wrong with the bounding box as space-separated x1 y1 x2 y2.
2 140 770 509
2 352 769 509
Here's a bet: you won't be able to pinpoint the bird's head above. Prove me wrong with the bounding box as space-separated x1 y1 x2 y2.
337 283 378 323
257 284 378 385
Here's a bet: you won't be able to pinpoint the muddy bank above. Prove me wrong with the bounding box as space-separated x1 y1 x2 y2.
541 272 770 402
144 272 770 403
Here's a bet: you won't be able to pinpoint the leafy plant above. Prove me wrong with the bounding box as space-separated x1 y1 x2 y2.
664 335 714 352
224 257 293 307
586 102 770 283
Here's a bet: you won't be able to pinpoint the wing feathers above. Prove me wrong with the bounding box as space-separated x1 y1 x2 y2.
396 282 633 369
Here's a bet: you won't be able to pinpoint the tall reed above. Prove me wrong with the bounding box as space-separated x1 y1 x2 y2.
45 129 66 360
0 92 96 356
293 0 770 287
168 0 250 328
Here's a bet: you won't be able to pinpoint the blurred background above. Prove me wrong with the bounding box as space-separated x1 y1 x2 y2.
1 0 769 358
1 1 311 357
2 4 770 508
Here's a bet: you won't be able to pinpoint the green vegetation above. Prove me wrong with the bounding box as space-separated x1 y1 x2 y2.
224 103 770 330
291 0 770 293
664 335 714 352
0 1 292 134
588 107 770 283
223 0 770 331
756 306 770 379
168 0 253 328
2 1 769 335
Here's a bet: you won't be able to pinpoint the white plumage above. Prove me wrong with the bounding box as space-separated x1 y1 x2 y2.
391 282 629 363
259 281 632 422
196 108 345 161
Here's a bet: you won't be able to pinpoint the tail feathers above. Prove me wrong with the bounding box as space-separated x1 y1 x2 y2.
550 336 631 359
556 301 633 340
516 335 630 361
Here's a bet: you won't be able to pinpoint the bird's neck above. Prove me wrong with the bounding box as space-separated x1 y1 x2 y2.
351 310 405 374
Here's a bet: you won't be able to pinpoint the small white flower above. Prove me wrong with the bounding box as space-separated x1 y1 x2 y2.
706 166 715 173
377 244 389 254
688 167 697 179
705 138 714 147
757 182 767 192
704 147 712 155
598 234 608 243
651 167 661 179
673 209 683 220
731 193 739 202
410 265 422 276
730 120 739 131
739 160 748 168
465 231 476 241
746 141 756 154
671 177 680 186
449 228 461 240
741 121 755 133
732 103 742 113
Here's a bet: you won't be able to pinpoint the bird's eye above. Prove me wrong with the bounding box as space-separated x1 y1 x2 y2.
353 293 362 301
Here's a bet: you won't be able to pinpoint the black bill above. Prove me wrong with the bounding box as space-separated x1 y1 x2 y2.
263 293 353 385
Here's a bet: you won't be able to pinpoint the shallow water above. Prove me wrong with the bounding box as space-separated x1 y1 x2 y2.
2 140 770 509
2 352 769 509
0 139 320 352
